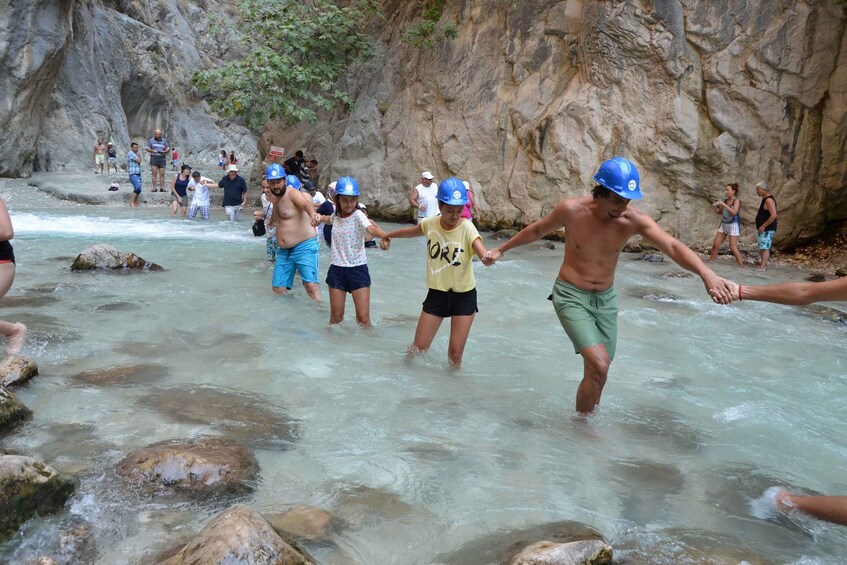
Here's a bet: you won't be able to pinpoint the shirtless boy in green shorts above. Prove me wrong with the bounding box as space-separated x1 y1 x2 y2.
486 158 733 414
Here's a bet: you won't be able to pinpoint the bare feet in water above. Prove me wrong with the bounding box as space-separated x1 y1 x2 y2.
4 322 27 356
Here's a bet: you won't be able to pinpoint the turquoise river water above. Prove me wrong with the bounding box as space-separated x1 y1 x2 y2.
0 179 845 563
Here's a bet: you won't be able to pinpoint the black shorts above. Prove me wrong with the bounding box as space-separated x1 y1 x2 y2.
422 288 478 318
150 155 167 168
326 264 371 293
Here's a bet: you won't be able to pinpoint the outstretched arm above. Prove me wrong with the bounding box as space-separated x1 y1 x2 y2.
638 215 732 303
719 277 847 305
383 224 424 239
487 202 568 262
777 490 847 526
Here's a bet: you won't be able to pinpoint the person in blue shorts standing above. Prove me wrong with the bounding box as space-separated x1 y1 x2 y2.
127 142 142 208
268 167 322 300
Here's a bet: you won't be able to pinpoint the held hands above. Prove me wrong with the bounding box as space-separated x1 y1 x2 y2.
709 279 740 304
482 249 503 266
705 275 735 305
310 213 321 227
379 237 391 251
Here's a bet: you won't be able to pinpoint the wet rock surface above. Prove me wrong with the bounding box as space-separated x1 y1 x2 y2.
509 539 613 565
266 505 336 542
640 252 665 263
70 244 163 272
795 304 847 326
0 356 40 388
0 455 76 543
116 437 258 496
158 505 316 565
440 520 605 565
0 387 32 435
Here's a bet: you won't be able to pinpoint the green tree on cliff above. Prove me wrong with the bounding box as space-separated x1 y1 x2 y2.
193 0 379 130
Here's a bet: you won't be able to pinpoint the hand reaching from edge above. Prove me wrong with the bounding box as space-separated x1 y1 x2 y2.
484 249 503 265
379 237 391 251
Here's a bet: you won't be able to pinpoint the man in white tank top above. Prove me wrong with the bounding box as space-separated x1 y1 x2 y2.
409 171 439 224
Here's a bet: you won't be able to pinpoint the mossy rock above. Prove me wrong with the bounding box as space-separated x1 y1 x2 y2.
0 455 77 542
0 387 32 434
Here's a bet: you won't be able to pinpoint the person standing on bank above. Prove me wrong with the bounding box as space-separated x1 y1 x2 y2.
485 158 733 414
409 171 438 224
754 181 778 271
93 138 107 174
145 129 169 192
212 164 248 220
127 142 143 208
709 182 744 267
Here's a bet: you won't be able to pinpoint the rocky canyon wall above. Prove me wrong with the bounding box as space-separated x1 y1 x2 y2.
0 0 257 178
264 0 846 247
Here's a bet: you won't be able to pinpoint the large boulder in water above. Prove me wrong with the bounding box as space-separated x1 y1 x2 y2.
510 540 613 565
70 244 163 271
116 437 258 496
0 455 76 542
0 386 32 434
158 505 317 565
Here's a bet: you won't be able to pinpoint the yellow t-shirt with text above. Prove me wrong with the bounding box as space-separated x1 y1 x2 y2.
421 216 481 292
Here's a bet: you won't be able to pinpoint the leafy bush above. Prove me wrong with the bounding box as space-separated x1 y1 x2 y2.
401 0 456 49
193 0 379 130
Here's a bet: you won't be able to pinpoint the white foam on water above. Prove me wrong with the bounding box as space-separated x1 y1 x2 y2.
749 485 783 519
12 211 254 242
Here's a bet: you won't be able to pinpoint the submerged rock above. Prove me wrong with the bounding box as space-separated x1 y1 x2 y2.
0 386 32 434
836 265 847 277
70 244 163 271
640 252 665 263
492 229 519 240
440 520 605 565
73 363 168 386
805 273 826 282
510 540 612 565
158 505 316 565
266 505 336 542
142 387 298 450
116 437 258 496
796 304 847 326
0 455 76 542
0 355 39 387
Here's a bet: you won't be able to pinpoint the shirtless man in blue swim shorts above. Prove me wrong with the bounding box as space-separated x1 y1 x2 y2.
485 158 733 414
267 165 322 301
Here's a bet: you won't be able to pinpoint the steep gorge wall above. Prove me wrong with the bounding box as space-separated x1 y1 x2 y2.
265 0 847 247
0 0 256 177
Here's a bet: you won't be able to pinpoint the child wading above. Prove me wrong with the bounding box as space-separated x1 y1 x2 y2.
382 178 493 368
322 176 389 327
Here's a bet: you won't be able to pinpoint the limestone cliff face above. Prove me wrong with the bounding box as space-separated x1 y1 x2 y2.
0 0 256 178
265 0 846 247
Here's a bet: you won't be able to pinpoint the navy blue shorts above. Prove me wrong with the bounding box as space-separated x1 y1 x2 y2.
422 288 478 317
326 264 371 293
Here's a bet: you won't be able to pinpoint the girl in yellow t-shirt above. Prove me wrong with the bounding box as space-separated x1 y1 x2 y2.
382 178 493 368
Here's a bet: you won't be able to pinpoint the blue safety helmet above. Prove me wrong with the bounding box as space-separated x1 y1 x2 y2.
266 163 285 181
335 176 360 197
285 174 301 190
436 177 468 206
592 157 642 200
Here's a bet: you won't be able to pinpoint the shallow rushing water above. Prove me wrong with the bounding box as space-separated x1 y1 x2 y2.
1 181 846 563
